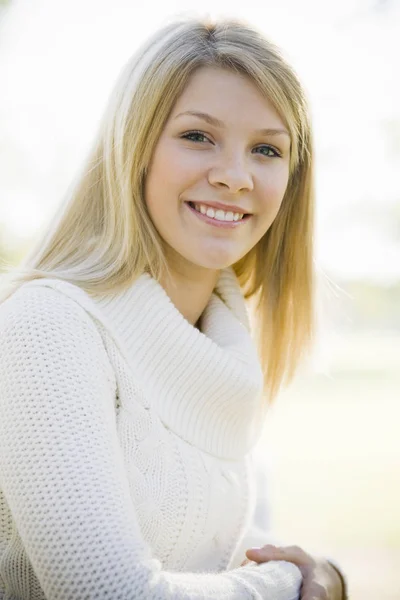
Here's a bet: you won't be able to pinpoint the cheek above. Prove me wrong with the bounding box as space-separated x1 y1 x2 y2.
259 167 289 215
156 139 204 182
145 155 173 217
144 148 194 227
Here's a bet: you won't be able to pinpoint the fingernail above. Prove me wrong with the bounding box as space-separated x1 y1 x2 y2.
248 547 262 552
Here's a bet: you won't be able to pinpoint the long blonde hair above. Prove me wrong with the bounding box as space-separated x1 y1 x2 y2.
1 16 315 402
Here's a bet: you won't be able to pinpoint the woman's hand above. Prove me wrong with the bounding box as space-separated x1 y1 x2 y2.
241 544 343 600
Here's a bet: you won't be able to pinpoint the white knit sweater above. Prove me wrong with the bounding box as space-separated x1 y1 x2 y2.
0 267 302 599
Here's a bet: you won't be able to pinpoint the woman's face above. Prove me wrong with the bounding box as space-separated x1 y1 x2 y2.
144 66 291 273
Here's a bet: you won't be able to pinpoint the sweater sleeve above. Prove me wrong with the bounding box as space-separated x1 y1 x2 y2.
0 286 302 600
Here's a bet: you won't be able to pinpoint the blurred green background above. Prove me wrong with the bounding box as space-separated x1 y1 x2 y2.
258 328 400 599
1 1 399 598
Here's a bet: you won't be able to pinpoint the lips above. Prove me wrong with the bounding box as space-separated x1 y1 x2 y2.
185 200 250 215
185 201 251 228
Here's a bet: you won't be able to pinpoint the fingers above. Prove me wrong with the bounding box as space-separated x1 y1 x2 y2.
245 544 279 561
245 544 315 568
244 545 330 599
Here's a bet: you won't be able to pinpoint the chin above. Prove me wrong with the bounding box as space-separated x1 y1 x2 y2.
187 253 239 271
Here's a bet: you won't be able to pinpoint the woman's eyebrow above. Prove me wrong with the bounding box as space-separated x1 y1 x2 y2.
174 110 290 138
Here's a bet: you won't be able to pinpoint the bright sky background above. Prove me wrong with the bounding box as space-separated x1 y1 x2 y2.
0 0 399 282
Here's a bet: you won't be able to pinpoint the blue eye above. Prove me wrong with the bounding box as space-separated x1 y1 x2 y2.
181 131 282 158
181 131 210 143
254 145 281 158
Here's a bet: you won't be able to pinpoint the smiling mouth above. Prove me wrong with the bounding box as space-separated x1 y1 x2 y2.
184 201 252 229
186 201 251 221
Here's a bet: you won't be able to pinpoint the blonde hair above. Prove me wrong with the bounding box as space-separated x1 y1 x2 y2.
1 16 315 402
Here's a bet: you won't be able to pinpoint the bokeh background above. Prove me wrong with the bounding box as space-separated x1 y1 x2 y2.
0 0 399 598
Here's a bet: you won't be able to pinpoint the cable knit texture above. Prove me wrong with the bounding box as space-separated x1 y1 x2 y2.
0 267 302 599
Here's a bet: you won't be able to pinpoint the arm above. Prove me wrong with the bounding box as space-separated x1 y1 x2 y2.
0 286 302 600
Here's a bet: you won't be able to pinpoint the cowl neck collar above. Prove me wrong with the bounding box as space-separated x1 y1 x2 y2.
26 267 267 460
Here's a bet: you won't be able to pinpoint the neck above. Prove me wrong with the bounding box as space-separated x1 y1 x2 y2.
160 260 221 328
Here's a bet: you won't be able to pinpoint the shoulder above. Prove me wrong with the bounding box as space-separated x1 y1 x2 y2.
0 280 96 333
0 280 113 377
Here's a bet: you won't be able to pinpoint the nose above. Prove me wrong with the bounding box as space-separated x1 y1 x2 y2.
208 154 254 194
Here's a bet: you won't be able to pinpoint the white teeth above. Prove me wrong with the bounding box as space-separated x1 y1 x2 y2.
193 203 245 222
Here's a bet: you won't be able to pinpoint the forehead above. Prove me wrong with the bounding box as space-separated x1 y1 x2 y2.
170 66 286 129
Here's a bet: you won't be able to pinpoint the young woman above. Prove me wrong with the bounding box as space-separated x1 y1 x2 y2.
0 16 347 600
